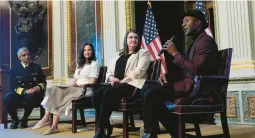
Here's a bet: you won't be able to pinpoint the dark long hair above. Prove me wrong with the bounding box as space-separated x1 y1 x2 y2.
77 43 96 68
119 29 141 57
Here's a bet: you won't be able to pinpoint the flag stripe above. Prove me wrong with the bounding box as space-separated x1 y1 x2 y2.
142 6 168 74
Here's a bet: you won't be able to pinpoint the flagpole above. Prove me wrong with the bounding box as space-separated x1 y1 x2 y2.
147 1 152 8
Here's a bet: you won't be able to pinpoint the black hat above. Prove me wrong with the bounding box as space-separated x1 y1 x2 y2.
183 10 208 29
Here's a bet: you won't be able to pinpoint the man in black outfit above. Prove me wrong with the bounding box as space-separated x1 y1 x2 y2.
141 10 219 138
3 47 46 129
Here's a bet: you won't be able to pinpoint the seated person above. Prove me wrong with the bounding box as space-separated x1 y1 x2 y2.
92 29 151 138
32 43 99 135
141 10 220 138
3 47 46 129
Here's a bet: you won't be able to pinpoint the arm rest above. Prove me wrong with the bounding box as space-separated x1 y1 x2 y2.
145 80 161 85
100 83 111 86
198 75 228 80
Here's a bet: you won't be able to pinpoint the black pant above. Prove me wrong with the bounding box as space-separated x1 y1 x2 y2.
141 83 188 137
3 91 44 121
92 83 138 128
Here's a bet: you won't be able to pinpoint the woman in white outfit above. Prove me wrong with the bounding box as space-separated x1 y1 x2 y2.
32 43 99 135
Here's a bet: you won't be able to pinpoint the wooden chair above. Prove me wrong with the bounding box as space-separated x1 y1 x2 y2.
1 69 45 129
71 66 107 133
118 59 162 138
170 48 232 138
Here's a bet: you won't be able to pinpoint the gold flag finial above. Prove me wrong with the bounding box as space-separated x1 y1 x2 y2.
147 1 152 8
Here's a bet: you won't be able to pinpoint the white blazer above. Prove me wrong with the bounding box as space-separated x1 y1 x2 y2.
105 49 150 89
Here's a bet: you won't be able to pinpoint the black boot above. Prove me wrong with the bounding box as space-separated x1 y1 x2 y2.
10 119 20 129
93 128 112 138
105 125 113 138
19 119 28 128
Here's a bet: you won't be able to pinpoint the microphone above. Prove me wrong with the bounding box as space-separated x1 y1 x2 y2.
158 35 175 56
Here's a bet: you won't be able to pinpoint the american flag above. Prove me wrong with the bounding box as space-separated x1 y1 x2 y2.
196 1 213 38
141 6 167 74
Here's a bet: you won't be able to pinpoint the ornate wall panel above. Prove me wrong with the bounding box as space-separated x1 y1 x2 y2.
9 1 53 79
242 91 255 123
215 91 241 123
67 1 103 77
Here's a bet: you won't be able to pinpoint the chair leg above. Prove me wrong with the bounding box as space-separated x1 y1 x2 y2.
123 111 129 138
95 111 98 134
178 115 185 138
40 106 45 119
129 112 135 130
194 123 201 137
3 108 8 129
221 112 230 138
72 109 77 133
50 113 53 127
79 109 86 126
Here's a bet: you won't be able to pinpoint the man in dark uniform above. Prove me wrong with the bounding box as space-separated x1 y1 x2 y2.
141 10 219 138
3 47 46 129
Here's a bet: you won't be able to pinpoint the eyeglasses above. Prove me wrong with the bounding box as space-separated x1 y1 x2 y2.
127 36 138 39
21 53 30 57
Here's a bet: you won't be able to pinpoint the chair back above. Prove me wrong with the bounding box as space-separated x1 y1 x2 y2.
147 59 161 80
97 66 108 84
213 48 232 107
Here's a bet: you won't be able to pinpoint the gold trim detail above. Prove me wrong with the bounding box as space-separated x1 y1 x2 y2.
212 1 218 42
67 1 72 78
47 1 54 80
232 61 255 65
125 0 131 30
229 77 255 83
100 1 104 66
51 78 67 84
16 87 24 95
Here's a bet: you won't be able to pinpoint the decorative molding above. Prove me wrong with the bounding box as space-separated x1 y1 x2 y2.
229 77 255 83
66 1 73 78
125 0 135 30
232 61 255 65
51 78 67 84
125 0 131 30
242 91 255 123
216 91 240 123
227 96 237 118
213 1 218 43
9 1 54 79
100 1 104 66
247 97 255 118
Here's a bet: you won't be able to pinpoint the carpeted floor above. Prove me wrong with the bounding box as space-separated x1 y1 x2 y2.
2 119 255 138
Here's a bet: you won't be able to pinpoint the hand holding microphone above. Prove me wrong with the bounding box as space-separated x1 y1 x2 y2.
158 35 179 57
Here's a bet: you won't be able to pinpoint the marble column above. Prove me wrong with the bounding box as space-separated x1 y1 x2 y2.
214 1 255 78
48 1 66 85
102 1 118 67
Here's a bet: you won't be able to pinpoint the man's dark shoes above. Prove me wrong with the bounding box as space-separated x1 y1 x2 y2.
105 126 113 138
93 128 106 138
93 127 113 138
142 133 158 138
10 119 19 129
19 119 28 128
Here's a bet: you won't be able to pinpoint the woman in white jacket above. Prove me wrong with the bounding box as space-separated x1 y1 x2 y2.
32 43 99 135
92 29 151 138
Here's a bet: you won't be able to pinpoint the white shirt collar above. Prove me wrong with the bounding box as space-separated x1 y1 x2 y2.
21 62 29 68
